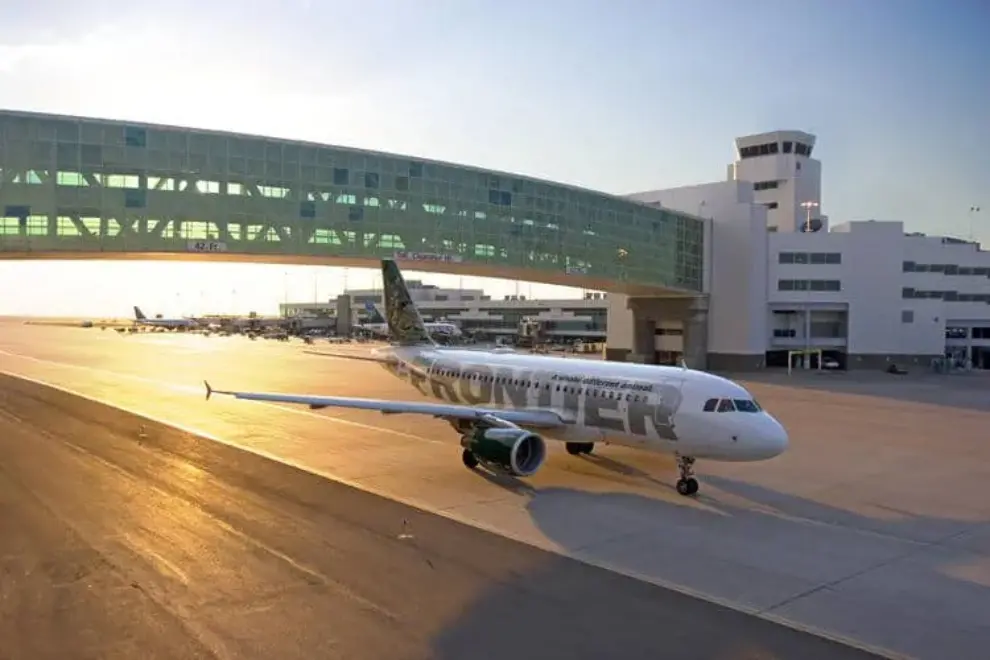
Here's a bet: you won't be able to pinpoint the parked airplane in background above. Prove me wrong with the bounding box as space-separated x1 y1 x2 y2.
206 260 789 496
358 301 462 340
133 306 199 329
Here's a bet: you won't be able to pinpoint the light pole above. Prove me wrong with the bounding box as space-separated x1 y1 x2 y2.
800 201 820 233
970 206 982 243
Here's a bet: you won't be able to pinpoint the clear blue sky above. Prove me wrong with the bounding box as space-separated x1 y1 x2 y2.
1 0 987 317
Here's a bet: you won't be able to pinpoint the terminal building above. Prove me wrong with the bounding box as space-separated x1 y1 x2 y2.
280 280 608 341
609 130 990 370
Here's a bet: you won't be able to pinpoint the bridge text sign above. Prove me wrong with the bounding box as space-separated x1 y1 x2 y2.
188 240 228 253
393 251 463 264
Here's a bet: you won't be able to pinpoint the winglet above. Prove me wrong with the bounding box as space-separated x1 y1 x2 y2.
204 380 213 401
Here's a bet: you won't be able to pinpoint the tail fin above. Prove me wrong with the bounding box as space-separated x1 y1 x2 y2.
133 306 146 320
363 301 386 324
380 259 436 346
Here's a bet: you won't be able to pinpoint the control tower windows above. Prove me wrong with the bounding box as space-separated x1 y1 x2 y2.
741 140 813 158
738 141 782 158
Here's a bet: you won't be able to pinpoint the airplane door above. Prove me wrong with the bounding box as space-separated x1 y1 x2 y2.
651 381 684 443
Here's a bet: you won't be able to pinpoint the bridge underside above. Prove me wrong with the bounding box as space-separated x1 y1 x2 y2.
0 250 694 297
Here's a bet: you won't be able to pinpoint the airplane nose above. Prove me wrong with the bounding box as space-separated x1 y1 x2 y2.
760 416 789 458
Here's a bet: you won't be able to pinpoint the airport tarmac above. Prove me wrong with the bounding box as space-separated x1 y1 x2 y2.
1 373 882 659
2 323 989 658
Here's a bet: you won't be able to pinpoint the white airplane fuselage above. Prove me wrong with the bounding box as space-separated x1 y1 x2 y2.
138 319 196 328
373 345 788 463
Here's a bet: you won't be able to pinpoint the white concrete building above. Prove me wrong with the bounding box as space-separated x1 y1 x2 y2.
608 129 990 370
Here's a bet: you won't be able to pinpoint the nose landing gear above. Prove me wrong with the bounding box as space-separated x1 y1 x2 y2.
675 455 699 496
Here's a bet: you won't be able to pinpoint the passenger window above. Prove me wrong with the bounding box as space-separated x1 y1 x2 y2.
716 399 735 413
702 398 718 412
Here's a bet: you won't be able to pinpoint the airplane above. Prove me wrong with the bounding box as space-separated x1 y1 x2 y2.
358 300 463 340
204 259 789 496
133 306 199 329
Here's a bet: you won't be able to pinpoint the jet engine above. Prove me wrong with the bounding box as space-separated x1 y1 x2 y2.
460 427 547 477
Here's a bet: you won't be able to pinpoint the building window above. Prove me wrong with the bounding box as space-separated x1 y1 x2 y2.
124 126 147 148
825 252 841 264
783 141 793 154
765 202 779 210
793 252 809 264
778 252 795 264
811 252 827 265
333 168 349 185
778 279 794 291
754 180 779 191
901 310 914 324
124 189 146 208
808 279 841 292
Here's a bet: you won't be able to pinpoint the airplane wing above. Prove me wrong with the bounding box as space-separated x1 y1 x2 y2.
203 381 569 429
302 350 396 365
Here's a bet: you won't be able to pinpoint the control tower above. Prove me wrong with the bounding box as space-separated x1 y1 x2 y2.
728 130 827 233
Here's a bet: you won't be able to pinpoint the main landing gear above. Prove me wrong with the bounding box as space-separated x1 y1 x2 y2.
675 455 699 496
462 448 480 469
565 442 595 456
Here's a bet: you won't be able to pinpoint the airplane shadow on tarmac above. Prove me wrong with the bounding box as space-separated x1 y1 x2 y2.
451 466 990 660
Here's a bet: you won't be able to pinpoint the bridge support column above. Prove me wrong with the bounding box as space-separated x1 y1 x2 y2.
629 316 657 364
682 297 709 370
335 294 352 336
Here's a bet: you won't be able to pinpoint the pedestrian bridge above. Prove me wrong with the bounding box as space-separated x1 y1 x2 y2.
0 110 705 295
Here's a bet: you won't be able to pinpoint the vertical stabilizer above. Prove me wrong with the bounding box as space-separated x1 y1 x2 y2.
380 259 436 345
363 301 386 324
133 306 147 320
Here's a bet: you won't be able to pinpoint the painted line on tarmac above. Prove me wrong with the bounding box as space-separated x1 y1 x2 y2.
0 349 440 445
0 367 902 660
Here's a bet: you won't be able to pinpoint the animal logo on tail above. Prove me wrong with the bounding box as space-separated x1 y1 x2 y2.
381 259 436 346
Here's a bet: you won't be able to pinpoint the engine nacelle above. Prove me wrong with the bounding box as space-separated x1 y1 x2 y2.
461 427 547 477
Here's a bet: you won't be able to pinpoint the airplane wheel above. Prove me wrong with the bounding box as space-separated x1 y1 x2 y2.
565 442 594 456
462 449 479 470
676 478 699 496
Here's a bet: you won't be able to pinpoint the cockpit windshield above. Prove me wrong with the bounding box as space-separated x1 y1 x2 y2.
733 399 762 413
702 397 763 413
